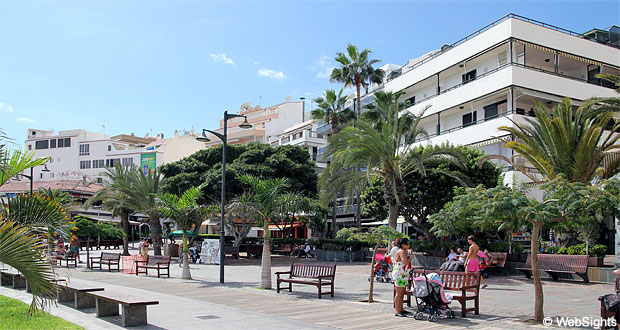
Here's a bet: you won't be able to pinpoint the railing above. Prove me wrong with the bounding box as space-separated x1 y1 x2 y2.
386 13 619 83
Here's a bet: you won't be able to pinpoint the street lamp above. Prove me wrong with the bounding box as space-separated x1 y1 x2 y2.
14 164 50 194
300 97 305 122
197 110 252 284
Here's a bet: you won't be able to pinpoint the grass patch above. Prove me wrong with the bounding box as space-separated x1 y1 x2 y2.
0 295 83 330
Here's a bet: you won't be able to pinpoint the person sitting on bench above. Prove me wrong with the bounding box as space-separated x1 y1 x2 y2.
440 248 458 271
447 248 467 271
295 242 312 257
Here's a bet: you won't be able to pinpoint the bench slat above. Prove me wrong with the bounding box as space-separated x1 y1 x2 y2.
87 291 159 306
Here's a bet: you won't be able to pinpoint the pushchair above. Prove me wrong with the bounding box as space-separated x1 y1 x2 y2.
412 271 455 322
368 252 393 283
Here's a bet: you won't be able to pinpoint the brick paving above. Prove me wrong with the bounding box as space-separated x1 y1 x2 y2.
1 247 615 329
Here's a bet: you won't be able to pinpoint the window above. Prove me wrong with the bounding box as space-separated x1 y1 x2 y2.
79 160 91 169
64 138 71 147
483 100 507 120
57 138 71 148
79 144 90 156
106 158 120 167
57 138 64 148
122 157 133 166
93 160 105 168
35 140 49 150
462 69 477 84
50 139 56 148
462 111 478 127
108 145 111 151
405 96 416 106
498 51 508 66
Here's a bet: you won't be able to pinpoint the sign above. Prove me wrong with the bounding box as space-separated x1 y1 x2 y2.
200 239 221 265
140 153 156 174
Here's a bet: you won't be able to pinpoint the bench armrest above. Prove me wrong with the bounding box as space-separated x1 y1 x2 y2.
275 271 291 279
156 262 170 266
135 260 147 265
461 284 480 291
89 257 101 261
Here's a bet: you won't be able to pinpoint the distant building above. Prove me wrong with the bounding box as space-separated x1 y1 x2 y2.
269 120 327 168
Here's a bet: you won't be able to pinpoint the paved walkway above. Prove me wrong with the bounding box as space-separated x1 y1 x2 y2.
1 248 615 329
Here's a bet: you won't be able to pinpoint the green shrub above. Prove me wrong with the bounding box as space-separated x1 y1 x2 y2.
556 243 606 257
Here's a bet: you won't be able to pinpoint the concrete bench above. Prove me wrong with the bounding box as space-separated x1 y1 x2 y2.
0 270 26 289
57 283 105 309
26 278 67 294
87 291 159 327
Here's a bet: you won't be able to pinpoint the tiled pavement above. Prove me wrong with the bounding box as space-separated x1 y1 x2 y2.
1 248 615 329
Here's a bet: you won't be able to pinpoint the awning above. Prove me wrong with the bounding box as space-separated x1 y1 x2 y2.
515 87 583 106
268 223 303 231
467 135 511 148
362 216 407 226
83 216 140 225
201 219 220 226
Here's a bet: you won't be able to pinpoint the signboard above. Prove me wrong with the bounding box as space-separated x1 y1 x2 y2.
140 153 156 174
200 239 221 265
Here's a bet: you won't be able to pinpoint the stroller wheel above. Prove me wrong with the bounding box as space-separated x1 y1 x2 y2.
429 313 438 322
368 277 371 282
414 312 424 321
449 310 455 319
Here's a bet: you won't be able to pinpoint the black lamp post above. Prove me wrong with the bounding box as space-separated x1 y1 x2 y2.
197 110 252 284
15 164 50 194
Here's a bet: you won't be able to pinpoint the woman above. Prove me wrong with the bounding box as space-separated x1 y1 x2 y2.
393 238 414 317
69 237 80 263
140 238 149 256
465 235 488 289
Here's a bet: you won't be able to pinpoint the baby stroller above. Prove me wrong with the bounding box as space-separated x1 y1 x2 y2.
412 271 455 322
368 252 393 283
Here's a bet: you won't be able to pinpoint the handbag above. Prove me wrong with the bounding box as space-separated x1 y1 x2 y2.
603 292 620 310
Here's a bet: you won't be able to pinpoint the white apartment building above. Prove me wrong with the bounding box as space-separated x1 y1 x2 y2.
269 120 328 168
23 128 204 183
318 14 620 228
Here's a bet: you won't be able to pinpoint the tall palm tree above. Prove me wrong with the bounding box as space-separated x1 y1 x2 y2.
238 174 288 289
322 94 464 229
330 44 384 119
86 164 135 256
0 149 48 186
158 186 206 280
120 169 165 256
491 99 620 183
38 187 75 210
311 88 355 136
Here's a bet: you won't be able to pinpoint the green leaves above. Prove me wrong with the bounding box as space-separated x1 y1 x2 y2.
1 193 70 238
337 225 405 243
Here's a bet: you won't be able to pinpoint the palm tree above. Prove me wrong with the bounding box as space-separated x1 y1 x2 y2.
311 88 355 136
0 149 48 186
120 169 165 256
86 164 135 256
38 187 75 210
330 44 384 119
237 174 288 289
491 99 620 183
158 186 206 280
322 93 464 229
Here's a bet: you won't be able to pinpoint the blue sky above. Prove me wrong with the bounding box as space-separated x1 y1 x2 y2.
1 0 619 145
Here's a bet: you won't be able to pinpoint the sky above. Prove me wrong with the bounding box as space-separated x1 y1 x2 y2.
1 0 619 145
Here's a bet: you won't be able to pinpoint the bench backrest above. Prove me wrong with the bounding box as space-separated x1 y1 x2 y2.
290 263 336 279
147 255 171 266
100 252 121 261
278 244 293 251
488 252 508 268
411 270 480 291
524 254 588 273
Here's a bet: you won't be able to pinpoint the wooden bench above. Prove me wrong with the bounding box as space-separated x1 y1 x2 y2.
274 244 293 255
89 252 121 272
100 239 123 250
57 283 105 309
223 245 239 259
135 255 171 278
401 270 481 318
276 263 336 299
54 251 78 268
80 239 99 250
516 254 589 283
242 244 263 258
86 291 159 327
485 252 508 276
0 270 26 289
598 278 619 330
26 278 67 295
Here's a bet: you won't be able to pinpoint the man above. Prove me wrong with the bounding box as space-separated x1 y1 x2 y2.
447 248 467 271
389 241 398 258
439 248 458 271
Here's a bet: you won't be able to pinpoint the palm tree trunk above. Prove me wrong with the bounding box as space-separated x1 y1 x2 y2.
181 233 191 280
356 81 362 119
121 211 130 256
331 200 337 238
388 203 398 229
531 220 544 322
86 236 91 269
356 193 362 228
260 230 272 289
149 217 163 256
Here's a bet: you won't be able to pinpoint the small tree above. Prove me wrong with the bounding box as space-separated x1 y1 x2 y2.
337 226 405 303
73 217 124 268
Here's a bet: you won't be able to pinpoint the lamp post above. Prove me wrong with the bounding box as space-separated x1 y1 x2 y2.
300 97 305 122
197 110 252 284
14 164 50 194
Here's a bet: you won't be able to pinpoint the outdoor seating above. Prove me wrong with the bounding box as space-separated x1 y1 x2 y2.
486 252 508 275
241 244 263 258
516 254 589 283
276 263 336 298
598 278 619 330
55 250 78 268
100 239 123 250
400 270 481 318
26 278 67 294
57 283 105 309
223 245 239 259
274 244 293 255
135 255 171 278
86 290 159 327
89 252 121 272
0 270 26 289
79 239 99 250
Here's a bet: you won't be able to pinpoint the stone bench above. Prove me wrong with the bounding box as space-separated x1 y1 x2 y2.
57 283 105 309
86 291 159 327
0 270 26 289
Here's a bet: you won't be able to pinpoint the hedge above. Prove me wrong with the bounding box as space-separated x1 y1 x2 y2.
197 234 375 251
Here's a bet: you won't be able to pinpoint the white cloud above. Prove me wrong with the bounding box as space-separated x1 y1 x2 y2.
253 61 259 66
314 55 335 79
209 53 235 66
16 117 37 123
0 102 14 113
257 68 286 80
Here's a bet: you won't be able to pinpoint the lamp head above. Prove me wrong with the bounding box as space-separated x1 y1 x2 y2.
42 164 50 172
238 118 252 129
196 129 211 143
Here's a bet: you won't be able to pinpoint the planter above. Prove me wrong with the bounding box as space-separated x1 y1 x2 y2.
431 251 447 258
314 249 370 262
506 253 528 262
589 256 604 267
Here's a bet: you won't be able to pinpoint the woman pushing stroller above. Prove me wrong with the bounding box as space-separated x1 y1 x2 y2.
393 238 414 317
